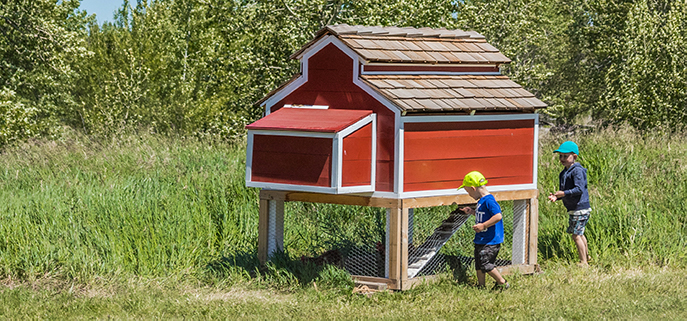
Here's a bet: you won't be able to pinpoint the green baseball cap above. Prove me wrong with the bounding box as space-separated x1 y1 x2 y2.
553 141 579 155
458 171 488 189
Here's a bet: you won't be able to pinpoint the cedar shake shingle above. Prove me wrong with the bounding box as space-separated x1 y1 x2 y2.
258 25 546 112
360 74 546 113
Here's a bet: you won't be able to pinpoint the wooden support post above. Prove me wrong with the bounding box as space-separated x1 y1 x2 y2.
258 197 285 264
527 197 539 265
387 206 409 290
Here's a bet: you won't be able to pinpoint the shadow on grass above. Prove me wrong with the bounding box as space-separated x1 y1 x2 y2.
205 249 353 289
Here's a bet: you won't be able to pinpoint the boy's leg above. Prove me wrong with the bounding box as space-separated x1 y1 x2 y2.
568 209 591 265
572 234 588 265
475 244 507 286
476 270 486 286
582 234 590 260
487 268 506 285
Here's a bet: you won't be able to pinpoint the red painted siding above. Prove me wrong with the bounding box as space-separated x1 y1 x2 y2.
271 43 396 192
363 65 499 73
403 120 534 192
251 135 332 187
341 123 373 187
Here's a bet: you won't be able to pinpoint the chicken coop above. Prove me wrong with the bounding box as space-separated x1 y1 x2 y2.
245 24 546 290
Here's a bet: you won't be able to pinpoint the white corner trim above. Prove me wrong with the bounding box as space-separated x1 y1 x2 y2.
245 131 255 184
532 113 540 191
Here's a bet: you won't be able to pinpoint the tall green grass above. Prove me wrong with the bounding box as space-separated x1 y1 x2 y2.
0 133 259 280
0 127 685 284
538 127 687 267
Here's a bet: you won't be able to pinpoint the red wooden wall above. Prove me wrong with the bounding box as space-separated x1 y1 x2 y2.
403 120 534 192
341 123 373 187
270 43 395 192
251 135 332 187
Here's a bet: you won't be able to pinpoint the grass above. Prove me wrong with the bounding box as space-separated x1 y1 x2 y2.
1 264 686 319
0 126 686 318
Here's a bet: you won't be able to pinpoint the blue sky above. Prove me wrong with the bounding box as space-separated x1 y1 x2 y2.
79 0 125 24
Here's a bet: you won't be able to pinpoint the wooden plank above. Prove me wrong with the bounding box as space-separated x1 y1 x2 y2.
528 197 539 265
260 190 400 208
401 207 409 285
257 199 270 264
402 189 538 208
403 275 442 290
351 275 394 288
495 264 537 275
387 207 402 288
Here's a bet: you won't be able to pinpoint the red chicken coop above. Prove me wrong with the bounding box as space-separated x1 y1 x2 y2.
245 24 545 290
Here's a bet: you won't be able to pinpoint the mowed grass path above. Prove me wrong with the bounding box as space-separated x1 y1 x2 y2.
2 264 686 319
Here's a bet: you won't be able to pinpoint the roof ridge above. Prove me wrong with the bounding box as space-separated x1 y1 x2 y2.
326 24 485 40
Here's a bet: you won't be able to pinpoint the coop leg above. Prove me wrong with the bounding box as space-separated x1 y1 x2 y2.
387 206 409 290
258 199 284 264
512 200 527 265
408 208 414 246
527 197 539 265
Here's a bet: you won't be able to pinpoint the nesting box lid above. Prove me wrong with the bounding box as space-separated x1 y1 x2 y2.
246 107 373 133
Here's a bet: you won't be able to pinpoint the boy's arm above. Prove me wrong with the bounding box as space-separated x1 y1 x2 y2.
550 167 586 202
472 213 502 233
562 167 586 197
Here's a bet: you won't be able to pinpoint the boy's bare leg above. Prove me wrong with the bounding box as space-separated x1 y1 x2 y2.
476 270 486 286
572 235 588 265
582 235 590 261
487 268 506 284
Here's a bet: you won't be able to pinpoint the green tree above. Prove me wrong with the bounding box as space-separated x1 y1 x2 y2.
600 0 687 131
0 0 91 145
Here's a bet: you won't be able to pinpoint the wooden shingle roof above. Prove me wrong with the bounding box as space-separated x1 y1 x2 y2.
292 24 511 64
361 75 547 113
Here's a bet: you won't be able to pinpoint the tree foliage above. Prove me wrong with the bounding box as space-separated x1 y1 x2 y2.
1 0 687 146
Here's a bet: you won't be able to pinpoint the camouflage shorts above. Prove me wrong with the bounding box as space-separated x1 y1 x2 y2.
474 243 501 273
567 208 591 235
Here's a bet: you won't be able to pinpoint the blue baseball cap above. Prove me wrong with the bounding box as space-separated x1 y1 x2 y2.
553 141 579 155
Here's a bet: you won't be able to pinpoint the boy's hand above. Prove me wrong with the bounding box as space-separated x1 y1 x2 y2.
548 191 564 202
472 223 486 233
548 193 557 202
460 206 475 215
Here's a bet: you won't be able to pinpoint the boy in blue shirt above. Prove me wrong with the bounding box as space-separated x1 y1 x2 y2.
548 141 592 267
459 171 509 289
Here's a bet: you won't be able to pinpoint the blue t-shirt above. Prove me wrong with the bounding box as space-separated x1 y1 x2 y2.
473 194 504 245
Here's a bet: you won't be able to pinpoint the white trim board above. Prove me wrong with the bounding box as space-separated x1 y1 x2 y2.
402 113 539 123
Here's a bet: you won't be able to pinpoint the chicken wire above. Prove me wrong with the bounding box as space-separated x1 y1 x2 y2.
339 200 525 278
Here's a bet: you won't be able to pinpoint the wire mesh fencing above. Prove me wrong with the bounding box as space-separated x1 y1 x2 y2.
343 201 521 278
287 201 525 279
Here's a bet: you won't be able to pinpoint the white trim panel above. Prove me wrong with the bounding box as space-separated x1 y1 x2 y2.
248 129 336 139
362 71 502 76
399 183 537 199
402 113 538 123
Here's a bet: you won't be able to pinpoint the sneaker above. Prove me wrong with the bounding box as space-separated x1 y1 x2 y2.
492 281 510 291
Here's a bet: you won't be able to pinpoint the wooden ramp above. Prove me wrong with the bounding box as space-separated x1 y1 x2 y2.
407 209 470 278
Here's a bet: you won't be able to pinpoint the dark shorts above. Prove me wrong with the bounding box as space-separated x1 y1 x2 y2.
474 243 501 273
567 208 591 235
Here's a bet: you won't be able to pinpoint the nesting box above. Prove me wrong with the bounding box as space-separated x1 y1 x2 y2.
247 24 545 290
